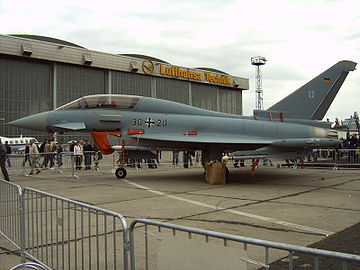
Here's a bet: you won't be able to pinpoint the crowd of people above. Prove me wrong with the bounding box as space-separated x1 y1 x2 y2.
124 150 200 169
308 134 360 162
172 150 201 168
1 138 104 180
336 135 359 162
341 134 359 150
68 140 102 170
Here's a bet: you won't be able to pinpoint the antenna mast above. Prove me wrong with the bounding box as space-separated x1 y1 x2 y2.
251 56 267 110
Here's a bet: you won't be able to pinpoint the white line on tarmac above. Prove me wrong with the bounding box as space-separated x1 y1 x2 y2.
123 179 334 236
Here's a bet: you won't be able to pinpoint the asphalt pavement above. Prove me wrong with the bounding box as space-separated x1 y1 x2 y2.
1 163 360 269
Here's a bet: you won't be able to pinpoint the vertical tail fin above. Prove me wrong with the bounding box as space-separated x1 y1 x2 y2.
268 60 356 120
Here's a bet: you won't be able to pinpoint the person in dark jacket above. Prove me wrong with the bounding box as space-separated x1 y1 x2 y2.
4 141 11 167
0 139 10 181
83 140 93 170
22 143 31 166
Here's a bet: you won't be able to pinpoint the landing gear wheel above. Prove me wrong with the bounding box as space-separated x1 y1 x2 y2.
115 167 127 179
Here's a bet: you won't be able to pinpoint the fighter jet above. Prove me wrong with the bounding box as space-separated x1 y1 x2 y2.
9 60 356 179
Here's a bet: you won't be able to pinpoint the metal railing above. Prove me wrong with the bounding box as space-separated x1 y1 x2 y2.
229 149 360 171
10 262 49 270
4 152 118 178
0 179 129 270
0 180 26 263
129 219 360 270
5 149 360 177
304 149 360 169
2 159 360 270
22 187 129 270
4 151 204 180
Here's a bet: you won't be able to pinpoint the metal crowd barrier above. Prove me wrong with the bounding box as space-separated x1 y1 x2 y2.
129 219 360 270
21 187 129 270
0 180 26 262
10 262 49 270
0 179 129 270
305 149 360 170
228 149 360 171
5 149 360 175
5 151 203 179
2 179 360 270
5 152 118 178
152 151 202 167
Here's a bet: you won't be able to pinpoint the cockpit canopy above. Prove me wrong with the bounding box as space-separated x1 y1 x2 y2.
56 94 141 110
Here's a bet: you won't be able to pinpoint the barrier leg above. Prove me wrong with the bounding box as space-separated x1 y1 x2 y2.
52 167 63 175
19 191 26 263
67 155 79 180
19 165 29 177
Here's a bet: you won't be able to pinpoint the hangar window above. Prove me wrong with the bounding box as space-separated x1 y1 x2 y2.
57 95 141 110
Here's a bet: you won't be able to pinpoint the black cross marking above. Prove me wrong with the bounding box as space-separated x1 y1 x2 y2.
144 118 155 127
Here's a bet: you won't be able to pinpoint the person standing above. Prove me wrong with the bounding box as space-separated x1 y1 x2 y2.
29 139 41 175
69 140 76 152
56 143 64 167
49 139 56 168
155 151 161 167
44 140 52 168
39 139 47 168
183 151 190 168
74 141 83 170
0 139 10 181
93 148 102 171
22 143 31 167
83 140 93 170
172 151 179 167
4 141 11 167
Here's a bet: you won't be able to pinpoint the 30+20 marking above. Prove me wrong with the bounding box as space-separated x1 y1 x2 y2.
132 118 168 128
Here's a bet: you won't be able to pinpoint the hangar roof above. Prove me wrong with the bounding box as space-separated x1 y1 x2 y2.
9 35 228 74
0 34 249 90
11 35 229 73
120 54 169 64
10 34 85 49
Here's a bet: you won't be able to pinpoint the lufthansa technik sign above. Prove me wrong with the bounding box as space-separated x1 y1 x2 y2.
142 60 232 86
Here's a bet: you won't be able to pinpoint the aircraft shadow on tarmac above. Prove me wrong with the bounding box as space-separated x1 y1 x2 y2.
123 166 309 185
227 167 309 184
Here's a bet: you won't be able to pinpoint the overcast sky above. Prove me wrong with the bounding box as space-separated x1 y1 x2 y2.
1 0 359 122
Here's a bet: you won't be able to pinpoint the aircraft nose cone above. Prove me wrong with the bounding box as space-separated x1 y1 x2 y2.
8 111 49 131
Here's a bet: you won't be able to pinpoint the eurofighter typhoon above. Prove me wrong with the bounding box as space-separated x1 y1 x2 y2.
9 60 357 179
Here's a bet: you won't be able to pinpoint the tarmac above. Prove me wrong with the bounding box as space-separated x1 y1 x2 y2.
1 163 360 269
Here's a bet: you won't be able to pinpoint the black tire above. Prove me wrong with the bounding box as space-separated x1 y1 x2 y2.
115 167 127 179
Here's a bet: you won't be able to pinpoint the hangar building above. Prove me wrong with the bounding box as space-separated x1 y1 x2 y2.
0 34 249 142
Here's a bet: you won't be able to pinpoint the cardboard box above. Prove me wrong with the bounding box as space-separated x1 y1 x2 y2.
205 162 228 184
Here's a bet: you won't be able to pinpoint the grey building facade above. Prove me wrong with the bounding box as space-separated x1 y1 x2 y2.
0 34 249 142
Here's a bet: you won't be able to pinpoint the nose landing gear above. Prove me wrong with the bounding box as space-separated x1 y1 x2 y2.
115 167 127 179
115 139 128 179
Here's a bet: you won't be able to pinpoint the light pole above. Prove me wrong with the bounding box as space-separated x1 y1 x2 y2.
251 56 267 110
